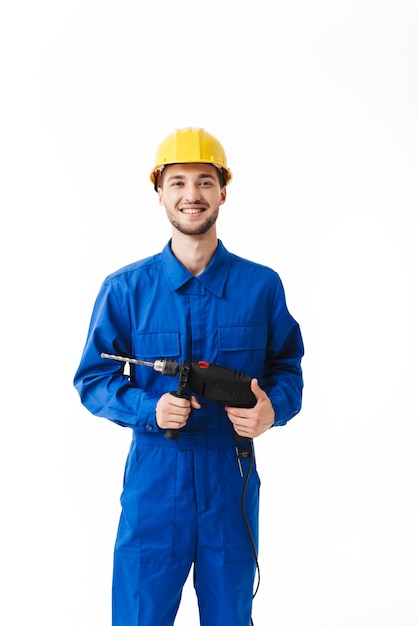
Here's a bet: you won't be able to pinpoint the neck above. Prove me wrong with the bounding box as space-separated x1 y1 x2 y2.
171 229 218 276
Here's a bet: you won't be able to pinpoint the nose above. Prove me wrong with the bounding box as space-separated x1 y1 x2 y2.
183 181 202 202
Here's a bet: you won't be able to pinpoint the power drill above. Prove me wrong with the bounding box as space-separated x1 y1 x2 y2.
101 352 256 439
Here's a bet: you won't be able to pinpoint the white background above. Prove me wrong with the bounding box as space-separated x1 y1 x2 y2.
1 1 416 625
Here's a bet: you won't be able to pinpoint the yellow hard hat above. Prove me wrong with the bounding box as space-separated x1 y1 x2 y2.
150 127 232 190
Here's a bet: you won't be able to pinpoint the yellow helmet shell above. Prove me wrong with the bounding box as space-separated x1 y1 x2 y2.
150 127 232 188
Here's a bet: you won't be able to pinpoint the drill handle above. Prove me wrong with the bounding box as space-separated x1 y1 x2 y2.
164 390 192 440
164 361 192 440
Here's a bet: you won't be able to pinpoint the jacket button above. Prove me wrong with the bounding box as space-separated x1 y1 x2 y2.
145 424 153 431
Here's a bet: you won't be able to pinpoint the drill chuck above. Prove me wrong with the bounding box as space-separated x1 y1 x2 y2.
153 359 179 376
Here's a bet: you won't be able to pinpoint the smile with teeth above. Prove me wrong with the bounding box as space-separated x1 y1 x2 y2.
180 206 205 214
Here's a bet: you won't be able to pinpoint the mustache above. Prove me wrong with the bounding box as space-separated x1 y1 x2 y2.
179 201 209 208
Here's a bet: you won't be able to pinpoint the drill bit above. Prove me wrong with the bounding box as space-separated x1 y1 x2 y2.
101 352 177 375
101 352 154 367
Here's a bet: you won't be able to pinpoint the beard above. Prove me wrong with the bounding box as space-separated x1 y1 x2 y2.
166 208 219 236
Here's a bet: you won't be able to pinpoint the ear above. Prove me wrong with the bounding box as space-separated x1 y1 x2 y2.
219 187 227 206
157 188 165 206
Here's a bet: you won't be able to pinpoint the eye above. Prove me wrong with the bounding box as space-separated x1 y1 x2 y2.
199 180 214 187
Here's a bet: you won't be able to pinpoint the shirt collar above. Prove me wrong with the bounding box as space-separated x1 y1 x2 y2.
161 239 231 297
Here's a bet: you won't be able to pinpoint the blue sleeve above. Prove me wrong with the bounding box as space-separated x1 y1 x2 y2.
73 277 159 430
261 277 304 427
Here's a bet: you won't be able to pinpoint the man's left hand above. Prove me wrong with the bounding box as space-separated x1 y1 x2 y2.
225 379 275 438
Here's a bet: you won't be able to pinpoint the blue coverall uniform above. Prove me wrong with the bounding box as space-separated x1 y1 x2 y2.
74 239 304 626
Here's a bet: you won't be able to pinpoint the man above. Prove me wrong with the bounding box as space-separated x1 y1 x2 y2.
74 127 304 626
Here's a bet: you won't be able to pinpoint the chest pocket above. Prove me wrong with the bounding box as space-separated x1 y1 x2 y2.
218 323 268 376
132 330 181 360
219 323 268 351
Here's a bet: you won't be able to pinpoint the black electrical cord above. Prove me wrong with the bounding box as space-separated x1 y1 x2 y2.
239 439 260 626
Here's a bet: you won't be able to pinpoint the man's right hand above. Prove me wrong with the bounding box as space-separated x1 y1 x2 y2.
156 393 201 431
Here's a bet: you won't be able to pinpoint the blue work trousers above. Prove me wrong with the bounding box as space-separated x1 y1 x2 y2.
112 430 259 626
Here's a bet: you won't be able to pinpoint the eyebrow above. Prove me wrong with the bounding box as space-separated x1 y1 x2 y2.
166 172 217 182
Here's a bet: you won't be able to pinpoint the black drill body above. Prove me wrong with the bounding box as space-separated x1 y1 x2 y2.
163 359 256 407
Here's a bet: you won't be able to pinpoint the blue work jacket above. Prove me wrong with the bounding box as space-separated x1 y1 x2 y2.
74 240 304 433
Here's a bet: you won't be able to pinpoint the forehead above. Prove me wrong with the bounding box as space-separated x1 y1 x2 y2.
162 162 219 181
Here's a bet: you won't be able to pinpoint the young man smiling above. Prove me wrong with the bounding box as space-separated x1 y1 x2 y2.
74 127 304 626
